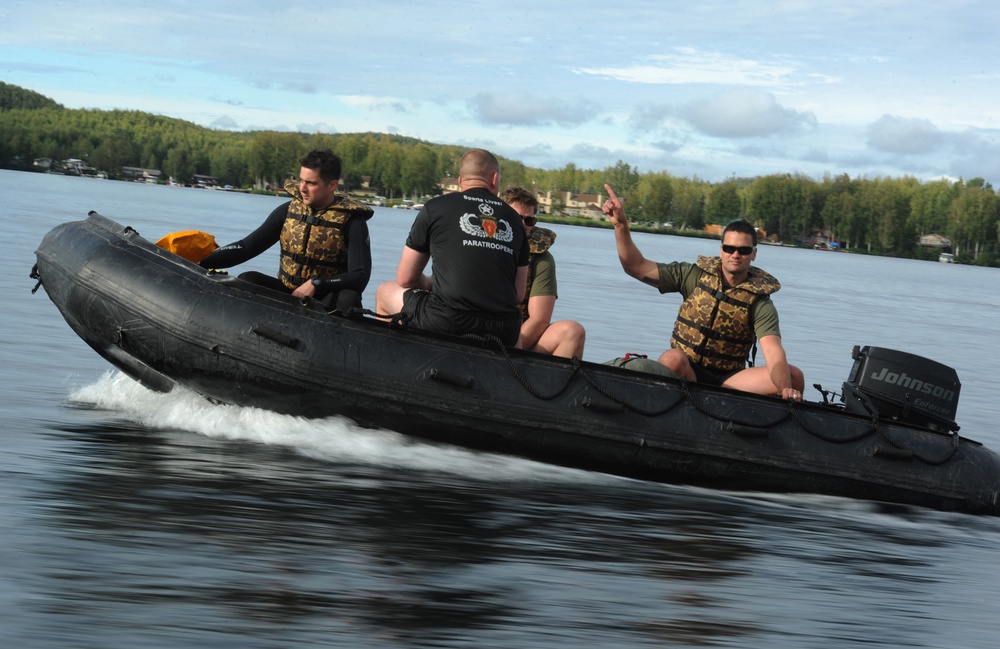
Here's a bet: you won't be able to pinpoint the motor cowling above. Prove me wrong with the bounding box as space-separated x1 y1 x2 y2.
841 346 961 432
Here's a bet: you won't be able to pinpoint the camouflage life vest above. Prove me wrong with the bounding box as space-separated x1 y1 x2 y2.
519 227 557 320
670 256 781 371
278 178 374 289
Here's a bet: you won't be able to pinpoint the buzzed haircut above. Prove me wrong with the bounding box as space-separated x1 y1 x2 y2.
722 220 758 247
459 149 500 183
300 149 343 183
499 186 539 214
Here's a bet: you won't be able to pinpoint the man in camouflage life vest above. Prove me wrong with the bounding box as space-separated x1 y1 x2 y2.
602 184 805 402
200 150 373 314
499 186 586 359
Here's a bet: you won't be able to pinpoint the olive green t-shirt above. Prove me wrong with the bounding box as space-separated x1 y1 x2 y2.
529 250 558 298
656 261 781 339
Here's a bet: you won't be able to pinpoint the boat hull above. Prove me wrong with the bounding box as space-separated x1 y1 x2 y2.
33 213 1000 515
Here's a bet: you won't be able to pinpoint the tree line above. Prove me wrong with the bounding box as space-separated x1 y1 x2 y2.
2 81 998 265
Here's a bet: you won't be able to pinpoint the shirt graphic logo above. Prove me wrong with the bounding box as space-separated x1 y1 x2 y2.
459 203 514 242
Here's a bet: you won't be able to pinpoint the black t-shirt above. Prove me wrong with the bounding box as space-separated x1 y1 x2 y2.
405 187 529 315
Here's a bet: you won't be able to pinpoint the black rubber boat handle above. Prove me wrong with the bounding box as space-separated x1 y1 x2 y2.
424 368 474 388
726 422 770 437
581 397 625 413
252 325 299 349
873 445 914 461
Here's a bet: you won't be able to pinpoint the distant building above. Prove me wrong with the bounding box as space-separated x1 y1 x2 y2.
351 175 379 198
122 166 162 184
564 192 603 218
435 180 606 219
535 190 603 218
191 174 219 188
918 233 952 249
705 222 770 242
62 158 98 177
804 228 840 249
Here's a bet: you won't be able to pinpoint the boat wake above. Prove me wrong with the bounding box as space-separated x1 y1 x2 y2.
61 374 991 527
65 370 603 485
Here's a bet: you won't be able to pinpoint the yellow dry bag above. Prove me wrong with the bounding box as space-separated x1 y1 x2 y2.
155 230 219 263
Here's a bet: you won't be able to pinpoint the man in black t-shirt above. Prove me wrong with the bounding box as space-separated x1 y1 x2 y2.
376 149 529 345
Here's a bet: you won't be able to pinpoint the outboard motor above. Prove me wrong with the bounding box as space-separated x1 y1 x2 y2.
842 346 961 432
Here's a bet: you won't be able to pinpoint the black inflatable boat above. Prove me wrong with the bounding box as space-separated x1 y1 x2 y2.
31 212 1000 515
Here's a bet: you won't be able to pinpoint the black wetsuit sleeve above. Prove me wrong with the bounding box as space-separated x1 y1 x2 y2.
199 202 290 268
311 217 372 293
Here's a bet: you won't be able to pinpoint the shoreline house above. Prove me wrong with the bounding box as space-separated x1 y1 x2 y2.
435 179 607 220
122 166 163 184
63 159 98 176
533 190 603 218
918 233 952 252
804 228 842 249
191 173 219 188
704 222 771 242
351 175 379 198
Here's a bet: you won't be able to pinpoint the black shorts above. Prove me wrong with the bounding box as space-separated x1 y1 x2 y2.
402 289 522 346
691 363 741 387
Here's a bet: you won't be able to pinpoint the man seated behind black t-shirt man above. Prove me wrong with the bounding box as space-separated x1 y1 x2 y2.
375 148 529 345
199 149 374 314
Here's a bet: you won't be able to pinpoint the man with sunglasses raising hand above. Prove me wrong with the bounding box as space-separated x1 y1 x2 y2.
602 184 805 402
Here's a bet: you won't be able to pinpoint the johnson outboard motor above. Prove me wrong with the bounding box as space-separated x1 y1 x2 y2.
842 346 961 433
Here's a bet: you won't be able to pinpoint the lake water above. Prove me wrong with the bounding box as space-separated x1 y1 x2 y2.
4 169 1000 648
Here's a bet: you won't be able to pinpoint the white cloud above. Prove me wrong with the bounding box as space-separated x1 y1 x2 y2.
866 115 946 155
577 49 800 87
468 93 602 127
210 116 240 130
681 89 817 138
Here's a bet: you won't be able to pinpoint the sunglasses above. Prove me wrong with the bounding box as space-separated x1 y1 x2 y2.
721 244 755 255
522 216 537 226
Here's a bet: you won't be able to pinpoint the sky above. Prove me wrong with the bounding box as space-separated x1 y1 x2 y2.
3 0 1000 185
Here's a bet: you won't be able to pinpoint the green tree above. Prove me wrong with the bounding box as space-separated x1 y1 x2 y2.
746 174 813 241
247 131 302 189
377 142 404 199
671 178 706 230
400 144 438 198
639 174 674 225
604 159 640 197
949 182 999 260
853 179 913 253
209 140 249 186
497 158 530 192
90 128 136 177
704 180 742 225
163 143 195 183
908 178 956 235
555 162 580 192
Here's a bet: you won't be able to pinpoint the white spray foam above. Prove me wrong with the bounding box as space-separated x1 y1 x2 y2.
67 370 602 484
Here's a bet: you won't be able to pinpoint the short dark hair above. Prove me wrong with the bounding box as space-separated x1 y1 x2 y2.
300 149 342 183
722 220 757 247
499 186 539 214
459 149 500 182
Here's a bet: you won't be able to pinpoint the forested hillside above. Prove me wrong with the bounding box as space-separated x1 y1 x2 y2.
0 81 63 111
1 82 998 263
